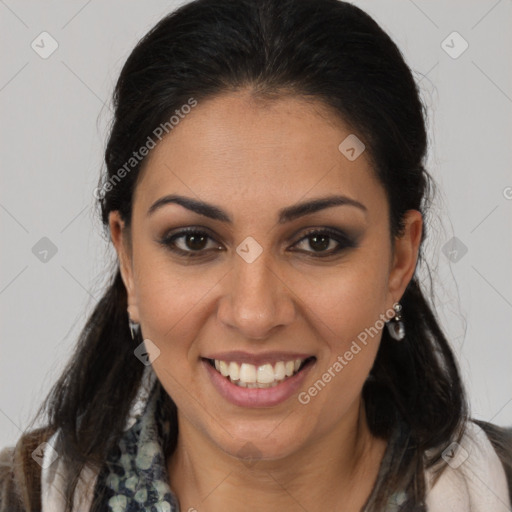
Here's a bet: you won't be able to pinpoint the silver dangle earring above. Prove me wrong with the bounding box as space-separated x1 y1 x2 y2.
128 317 140 340
387 302 405 341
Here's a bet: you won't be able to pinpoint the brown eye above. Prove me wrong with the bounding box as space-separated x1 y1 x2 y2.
291 228 357 257
160 228 223 257
305 233 331 252
181 232 209 251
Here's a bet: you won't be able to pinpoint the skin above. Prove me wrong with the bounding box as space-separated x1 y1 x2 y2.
109 89 422 511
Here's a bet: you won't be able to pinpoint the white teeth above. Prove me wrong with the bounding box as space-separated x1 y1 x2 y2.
228 361 239 380
257 363 275 384
274 361 286 380
210 357 311 387
219 360 229 377
239 363 257 383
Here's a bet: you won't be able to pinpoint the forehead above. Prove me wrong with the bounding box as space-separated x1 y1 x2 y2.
133 90 384 221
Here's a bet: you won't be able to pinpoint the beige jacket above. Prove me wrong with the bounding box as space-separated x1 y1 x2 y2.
1 420 512 511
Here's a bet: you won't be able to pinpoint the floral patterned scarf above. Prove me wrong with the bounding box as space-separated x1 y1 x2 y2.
91 368 179 511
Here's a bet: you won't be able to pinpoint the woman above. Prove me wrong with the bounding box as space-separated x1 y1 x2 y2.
1 0 511 510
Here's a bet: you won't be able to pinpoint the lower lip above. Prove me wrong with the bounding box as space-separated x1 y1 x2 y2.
202 358 315 408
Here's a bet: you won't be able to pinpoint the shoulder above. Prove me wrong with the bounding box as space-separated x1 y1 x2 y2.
0 426 55 512
474 419 512 502
473 418 512 465
0 444 16 510
425 419 512 511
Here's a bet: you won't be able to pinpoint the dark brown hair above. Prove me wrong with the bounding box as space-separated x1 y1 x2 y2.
30 0 472 509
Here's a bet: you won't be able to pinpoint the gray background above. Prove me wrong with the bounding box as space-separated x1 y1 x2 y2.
1 0 511 448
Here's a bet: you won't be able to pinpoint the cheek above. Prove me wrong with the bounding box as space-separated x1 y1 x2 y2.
132 251 219 357
288 258 389 403
289 257 389 340
295 268 387 421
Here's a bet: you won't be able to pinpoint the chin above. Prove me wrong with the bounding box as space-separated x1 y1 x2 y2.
214 423 310 464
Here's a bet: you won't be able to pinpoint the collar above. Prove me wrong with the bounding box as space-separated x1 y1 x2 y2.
425 420 511 511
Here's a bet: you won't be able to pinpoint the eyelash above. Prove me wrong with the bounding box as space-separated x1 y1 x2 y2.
158 226 357 259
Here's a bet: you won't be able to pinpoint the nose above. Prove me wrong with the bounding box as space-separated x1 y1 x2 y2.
217 249 296 340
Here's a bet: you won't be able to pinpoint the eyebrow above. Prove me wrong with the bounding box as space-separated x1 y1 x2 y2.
147 194 367 223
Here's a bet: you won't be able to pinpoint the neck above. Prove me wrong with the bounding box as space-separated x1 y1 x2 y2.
166 397 387 512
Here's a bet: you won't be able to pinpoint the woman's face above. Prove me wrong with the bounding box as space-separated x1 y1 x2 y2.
110 90 422 462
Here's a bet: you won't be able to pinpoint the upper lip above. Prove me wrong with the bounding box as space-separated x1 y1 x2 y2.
202 351 315 366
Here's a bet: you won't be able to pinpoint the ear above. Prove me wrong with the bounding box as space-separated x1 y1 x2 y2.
386 209 423 307
109 210 140 324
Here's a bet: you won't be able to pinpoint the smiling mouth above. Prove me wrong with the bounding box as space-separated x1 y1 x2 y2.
203 356 316 388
